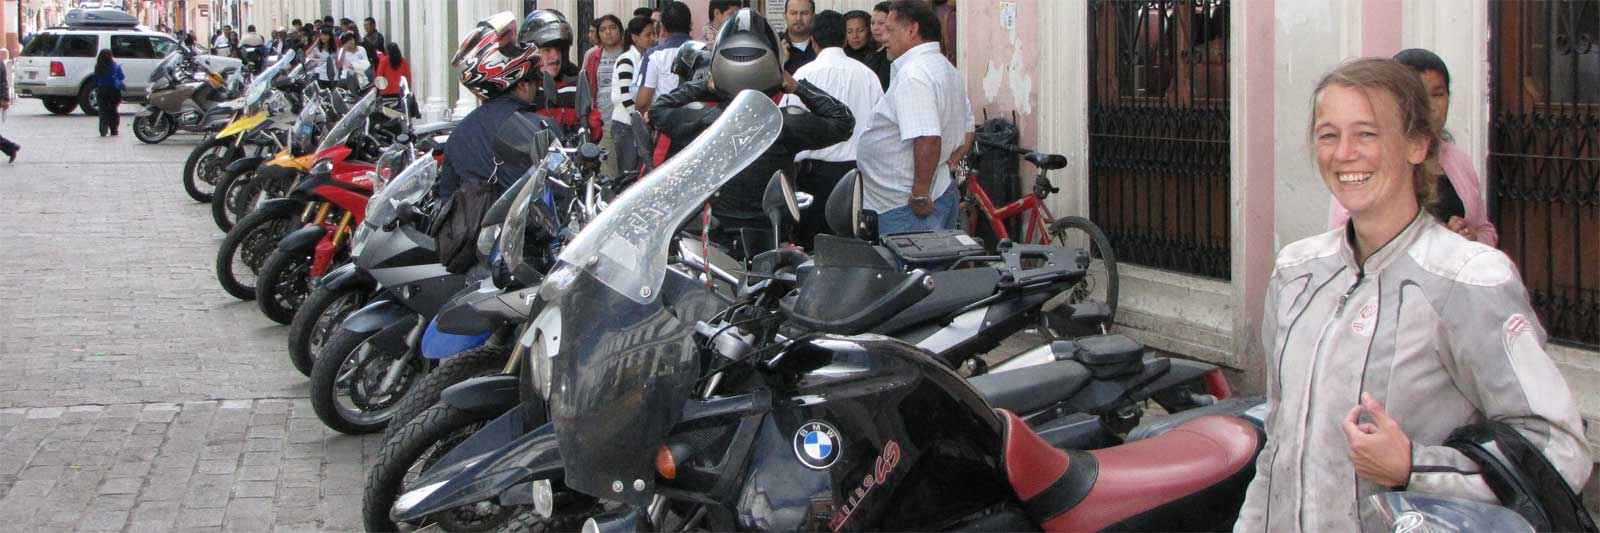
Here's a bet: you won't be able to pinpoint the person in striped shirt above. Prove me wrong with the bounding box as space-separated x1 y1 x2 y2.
609 15 659 180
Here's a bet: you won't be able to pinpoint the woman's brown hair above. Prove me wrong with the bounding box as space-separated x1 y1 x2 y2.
1309 58 1443 212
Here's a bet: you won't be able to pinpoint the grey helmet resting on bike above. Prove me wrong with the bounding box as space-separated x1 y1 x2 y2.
708 8 784 98
670 41 711 84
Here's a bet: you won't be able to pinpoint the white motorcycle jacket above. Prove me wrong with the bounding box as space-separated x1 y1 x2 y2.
1234 214 1591 532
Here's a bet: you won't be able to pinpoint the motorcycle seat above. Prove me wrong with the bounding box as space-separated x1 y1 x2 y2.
871 267 1000 335
970 359 1092 415
997 409 1259 532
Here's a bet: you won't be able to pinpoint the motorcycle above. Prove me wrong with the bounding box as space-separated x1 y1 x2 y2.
388 92 1268 532
213 87 372 303
196 51 304 231
138 47 243 147
211 77 348 233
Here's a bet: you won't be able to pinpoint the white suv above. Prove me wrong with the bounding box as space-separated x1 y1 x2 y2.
15 24 239 115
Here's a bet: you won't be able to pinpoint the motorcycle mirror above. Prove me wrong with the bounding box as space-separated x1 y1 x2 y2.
826 169 871 240
763 170 801 250
576 74 592 134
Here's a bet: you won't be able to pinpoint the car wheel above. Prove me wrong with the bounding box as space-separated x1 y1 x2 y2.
43 98 77 115
77 83 99 116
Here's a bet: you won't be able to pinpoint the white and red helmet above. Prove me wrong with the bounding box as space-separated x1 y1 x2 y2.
452 11 539 100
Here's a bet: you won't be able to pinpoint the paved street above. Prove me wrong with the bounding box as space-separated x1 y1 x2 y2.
0 100 380 532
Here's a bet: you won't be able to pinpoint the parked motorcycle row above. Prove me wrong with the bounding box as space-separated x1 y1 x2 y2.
132 49 1526 532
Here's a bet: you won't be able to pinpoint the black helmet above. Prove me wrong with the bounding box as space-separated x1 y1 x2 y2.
521 9 573 50
709 9 783 97
670 41 710 82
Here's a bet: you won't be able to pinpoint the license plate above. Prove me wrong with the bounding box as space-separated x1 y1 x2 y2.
27 71 37 80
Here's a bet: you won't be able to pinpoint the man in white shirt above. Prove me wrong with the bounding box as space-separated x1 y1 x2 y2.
782 10 884 248
856 0 973 236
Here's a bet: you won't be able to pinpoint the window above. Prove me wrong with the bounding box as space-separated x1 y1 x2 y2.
111 35 160 59
152 37 177 58
21 33 61 56
56 34 99 58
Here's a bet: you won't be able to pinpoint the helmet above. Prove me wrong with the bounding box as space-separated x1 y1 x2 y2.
670 41 710 82
709 9 784 96
520 9 573 50
452 11 539 99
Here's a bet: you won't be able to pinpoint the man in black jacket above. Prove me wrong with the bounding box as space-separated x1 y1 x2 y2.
651 9 853 259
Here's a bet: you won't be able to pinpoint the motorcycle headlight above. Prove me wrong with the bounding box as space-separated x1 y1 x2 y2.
350 223 371 258
310 159 333 177
477 224 502 260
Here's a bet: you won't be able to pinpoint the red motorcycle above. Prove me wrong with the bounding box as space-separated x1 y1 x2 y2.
254 90 403 324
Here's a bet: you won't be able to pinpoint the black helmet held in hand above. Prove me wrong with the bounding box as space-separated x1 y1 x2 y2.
520 9 574 50
709 9 784 97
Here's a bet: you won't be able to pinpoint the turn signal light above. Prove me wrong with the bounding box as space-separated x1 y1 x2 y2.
655 444 677 480
1204 369 1233 400
49 61 65 77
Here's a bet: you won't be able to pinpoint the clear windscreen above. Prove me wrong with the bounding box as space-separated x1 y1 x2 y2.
245 49 296 109
552 90 783 304
315 89 377 154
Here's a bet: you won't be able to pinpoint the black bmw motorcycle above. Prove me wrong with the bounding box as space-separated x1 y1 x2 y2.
387 92 1270 532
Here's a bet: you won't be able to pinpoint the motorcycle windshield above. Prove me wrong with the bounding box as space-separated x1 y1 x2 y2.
244 50 296 109
546 90 780 504
315 89 377 154
149 51 182 83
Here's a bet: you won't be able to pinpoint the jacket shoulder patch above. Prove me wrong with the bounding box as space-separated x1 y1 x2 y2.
1407 225 1515 287
1276 230 1342 269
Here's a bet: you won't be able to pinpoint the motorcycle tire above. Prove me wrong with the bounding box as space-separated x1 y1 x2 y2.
133 113 175 144
1045 216 1120 333
183 136 232 203
286 283 373 378
380 343 510 443
211 166 259 232
364 402 509 533
255 248 316 325
311 326 423 435
215 208 298 301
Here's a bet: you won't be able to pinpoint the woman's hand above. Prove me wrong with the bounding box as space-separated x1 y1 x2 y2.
1342 393 1412 488
1446 216 1476 241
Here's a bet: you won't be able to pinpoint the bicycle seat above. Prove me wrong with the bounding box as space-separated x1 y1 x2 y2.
1025 152 1069 170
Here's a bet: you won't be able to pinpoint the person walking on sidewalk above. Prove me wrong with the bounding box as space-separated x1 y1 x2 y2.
0 58 19 162
92 50 125 137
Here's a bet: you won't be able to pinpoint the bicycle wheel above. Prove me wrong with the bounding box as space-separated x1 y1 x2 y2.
1047 216 1119 323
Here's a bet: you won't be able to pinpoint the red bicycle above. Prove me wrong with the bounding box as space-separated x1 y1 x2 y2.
956 140 1120 330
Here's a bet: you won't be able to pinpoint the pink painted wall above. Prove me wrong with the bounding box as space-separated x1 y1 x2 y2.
957 0 1040 149
1360 0 1403 57
1240 0 1275 353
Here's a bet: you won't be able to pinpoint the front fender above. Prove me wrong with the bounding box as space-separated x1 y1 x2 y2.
136 106 160 118
255 197 306 218
440 375 520 416
392 412 559 524
342 299 411 334
315 262 373 292
225 156 266 175
275 225 327 254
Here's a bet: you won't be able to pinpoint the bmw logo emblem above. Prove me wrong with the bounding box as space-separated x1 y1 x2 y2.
793 421 841 470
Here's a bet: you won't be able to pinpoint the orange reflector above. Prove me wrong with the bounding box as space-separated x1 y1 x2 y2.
656 444 677 480
1204 369 1233 400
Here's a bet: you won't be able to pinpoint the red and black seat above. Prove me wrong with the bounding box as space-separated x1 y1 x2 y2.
997 409 1260 532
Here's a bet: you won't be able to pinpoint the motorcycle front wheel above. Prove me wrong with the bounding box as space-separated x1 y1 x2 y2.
286 283 373 377
183 136 232 203
311 325 426 435
363 402 512 533
215 208 297 301
133 112 175 144
211 166 259 232
255 248 316 325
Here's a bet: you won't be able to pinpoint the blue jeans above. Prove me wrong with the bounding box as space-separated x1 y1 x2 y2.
877 186 959 236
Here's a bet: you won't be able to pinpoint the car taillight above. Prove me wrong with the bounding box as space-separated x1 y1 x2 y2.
49 61 65 77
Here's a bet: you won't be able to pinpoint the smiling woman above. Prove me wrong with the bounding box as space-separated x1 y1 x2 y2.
1233 58 1592 532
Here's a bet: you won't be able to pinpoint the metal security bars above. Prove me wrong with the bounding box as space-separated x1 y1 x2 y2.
1489 0 1599 348
1087 0 1231 280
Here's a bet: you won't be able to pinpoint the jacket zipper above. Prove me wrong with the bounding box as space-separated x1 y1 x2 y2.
1337 269 1365 315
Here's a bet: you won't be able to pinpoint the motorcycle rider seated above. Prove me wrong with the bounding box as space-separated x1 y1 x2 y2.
522 9 604 142
650 9 854 259
435 12 554 205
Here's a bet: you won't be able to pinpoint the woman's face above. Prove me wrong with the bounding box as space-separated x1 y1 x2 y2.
846 18 869 50
870 11 888 45
1419 69 1449 131
600 21 623 48
1313 84 1428 220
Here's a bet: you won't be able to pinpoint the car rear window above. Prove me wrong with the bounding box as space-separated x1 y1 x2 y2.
56 34 99 58
21 33 60 56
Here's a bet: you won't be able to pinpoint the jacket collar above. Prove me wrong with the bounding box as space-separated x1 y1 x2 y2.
1341 212 1431 275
